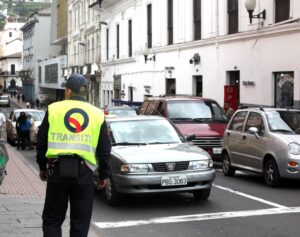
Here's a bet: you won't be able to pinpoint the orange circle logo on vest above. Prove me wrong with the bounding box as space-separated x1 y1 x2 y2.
64 108 89 133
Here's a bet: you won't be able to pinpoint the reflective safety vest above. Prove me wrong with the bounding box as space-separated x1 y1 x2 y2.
45 100 104 166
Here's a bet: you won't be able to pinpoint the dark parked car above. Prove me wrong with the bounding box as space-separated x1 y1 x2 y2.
96 115 215 205
222 107 300 187
139 95 228 162
104 106 137 116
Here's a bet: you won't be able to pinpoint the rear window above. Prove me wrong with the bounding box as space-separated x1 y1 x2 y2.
0 96 9 100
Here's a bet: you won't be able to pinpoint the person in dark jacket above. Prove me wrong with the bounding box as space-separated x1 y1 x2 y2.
36 74 111 237
16 112 30 150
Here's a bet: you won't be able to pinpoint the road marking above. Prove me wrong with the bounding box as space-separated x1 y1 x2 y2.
213 184 287 208
94 206 300 229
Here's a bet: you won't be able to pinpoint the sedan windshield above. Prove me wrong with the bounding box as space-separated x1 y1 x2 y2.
109 119 183 145
168 101 227 122
265 111 300 133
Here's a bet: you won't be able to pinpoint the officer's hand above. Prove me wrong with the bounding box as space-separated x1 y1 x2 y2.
96 178 107 190
39 170 47 181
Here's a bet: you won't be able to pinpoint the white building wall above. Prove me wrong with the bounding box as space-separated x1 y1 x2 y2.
96 0 300 108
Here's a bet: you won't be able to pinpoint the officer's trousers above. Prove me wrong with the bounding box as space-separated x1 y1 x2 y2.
42 162 94 237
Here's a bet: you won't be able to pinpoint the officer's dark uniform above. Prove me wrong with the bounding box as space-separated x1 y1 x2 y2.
36 74 111 237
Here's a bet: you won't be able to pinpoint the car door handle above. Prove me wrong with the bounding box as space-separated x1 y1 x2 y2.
242 135 246 140
227 132 230 136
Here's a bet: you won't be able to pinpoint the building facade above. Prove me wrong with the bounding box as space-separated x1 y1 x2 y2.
0 21 24 91
67 0 102 107
91 0 300 109
20 8 60 102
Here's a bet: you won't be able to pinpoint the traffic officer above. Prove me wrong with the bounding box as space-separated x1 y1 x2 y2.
36 73 111 237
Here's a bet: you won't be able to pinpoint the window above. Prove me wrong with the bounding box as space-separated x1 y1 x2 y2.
166 78 176 95
245 112 265 136
106 28 109 61
229 111 248 131
128 20 132 57
275 72 294 108
10 64 15 75
147 4 152 48
228 0 238 34
116 24 120 59
167 0 173 45
193 0 201 40
275 0 290 23
193 76 202 97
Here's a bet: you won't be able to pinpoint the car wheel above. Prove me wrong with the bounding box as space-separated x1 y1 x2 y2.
193 188 211 201
105 176 120 206
222 152 236 176
264 159 281 187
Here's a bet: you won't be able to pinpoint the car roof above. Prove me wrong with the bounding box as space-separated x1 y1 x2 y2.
106 115 166 122
236 107 300 113
108 106 136 110
12 109 44 113
146 95 215 102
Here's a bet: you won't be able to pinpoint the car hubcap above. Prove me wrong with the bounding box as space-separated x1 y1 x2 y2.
106 179 112 200
266 164 274 182
223 156 229 172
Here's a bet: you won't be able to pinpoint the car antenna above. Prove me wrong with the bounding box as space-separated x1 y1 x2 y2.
259 107 265 112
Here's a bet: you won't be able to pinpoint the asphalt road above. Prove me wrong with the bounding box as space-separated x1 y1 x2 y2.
15 146 300 237
7 103 300 237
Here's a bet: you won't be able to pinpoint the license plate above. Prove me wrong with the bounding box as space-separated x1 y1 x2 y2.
213 147 222 154
161 175 187 186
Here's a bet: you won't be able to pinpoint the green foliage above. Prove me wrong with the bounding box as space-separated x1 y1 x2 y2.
9 2 52 18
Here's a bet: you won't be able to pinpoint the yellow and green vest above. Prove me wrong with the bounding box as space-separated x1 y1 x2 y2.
46 100 104 166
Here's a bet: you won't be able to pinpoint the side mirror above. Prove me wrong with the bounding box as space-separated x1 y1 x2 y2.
186 134 196 141
248 127 259 138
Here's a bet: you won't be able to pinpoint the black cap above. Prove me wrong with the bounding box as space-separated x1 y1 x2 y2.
61 74 88 93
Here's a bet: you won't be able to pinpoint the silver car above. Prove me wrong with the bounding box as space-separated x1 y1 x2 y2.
222 107 300 187
100 116 215 205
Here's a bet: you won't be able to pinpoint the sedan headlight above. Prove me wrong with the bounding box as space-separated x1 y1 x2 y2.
190 159 213 170
121 164 149 174
288 143 300 155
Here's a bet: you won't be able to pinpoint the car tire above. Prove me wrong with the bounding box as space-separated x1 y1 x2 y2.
193 188 211 201
105 176 121 206
264 159 281 187
222 152 236 176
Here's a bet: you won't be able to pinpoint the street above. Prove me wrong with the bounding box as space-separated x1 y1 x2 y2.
16 147 300 237
2 101 300 236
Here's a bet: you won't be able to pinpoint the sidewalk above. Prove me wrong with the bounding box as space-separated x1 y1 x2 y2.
0 96 100 236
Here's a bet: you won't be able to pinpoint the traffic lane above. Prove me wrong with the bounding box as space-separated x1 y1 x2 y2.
91 181 282 224
93 212 300 237
214 169 300 207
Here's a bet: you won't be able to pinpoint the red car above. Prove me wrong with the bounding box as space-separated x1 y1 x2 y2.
139 95 228 162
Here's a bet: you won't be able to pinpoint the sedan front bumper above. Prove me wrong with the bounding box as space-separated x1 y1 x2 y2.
112 169 216 194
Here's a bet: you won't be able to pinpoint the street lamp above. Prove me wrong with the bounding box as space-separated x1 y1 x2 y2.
245 0 266 24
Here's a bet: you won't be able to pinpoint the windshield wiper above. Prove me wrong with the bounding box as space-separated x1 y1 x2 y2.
147 141 178 145
270 129 294 134
170 118 193 121
193 118 212 122
112 142 147 146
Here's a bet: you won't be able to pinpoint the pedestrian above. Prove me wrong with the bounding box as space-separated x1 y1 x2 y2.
22 94 25 102
36 73 111 237
36 97 40 109
0 109 6 139
30 99 35 109
13 90 17 97
17 93 21 102
27 114 35 150
16 112 30 150
26 101 30 108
